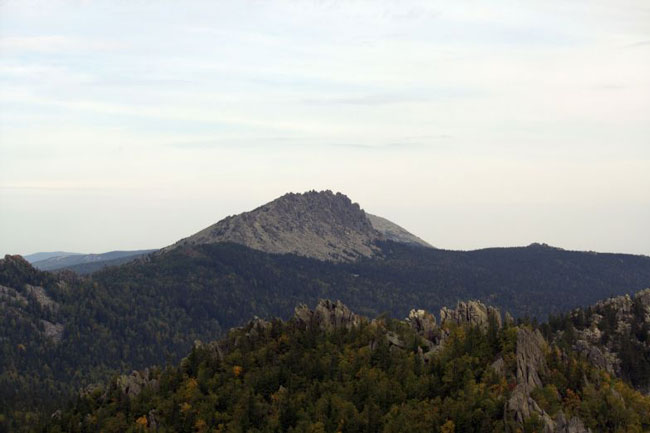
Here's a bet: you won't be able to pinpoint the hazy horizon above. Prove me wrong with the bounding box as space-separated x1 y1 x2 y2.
1 0 649 257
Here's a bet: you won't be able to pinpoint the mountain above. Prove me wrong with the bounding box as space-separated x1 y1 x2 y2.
163 190 429 262
4 190 650 430
29 249 157 272
23 252 81 263
366 213 432 247
4 240 650 430
45 298 650 433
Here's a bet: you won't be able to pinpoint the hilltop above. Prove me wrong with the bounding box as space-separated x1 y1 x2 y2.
164 190 430 262
46 298 650 432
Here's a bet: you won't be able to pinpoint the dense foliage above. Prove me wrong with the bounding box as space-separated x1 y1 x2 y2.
544 294 650 392
46 314 650 433
2 241 650 430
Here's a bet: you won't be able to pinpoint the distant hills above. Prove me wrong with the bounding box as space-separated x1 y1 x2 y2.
25 249 156 273
23 251 82 263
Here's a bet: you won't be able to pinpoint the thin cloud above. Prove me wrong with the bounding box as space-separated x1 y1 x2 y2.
302 90 478 106
0 35 121 53
624 40 650 48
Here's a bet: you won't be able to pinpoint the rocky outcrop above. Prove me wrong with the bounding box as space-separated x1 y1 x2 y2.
244 317 272 338
162 190 431 262
440 300 502 331
573 340 617 375
25 284 59 311
507 328 591 432
1 283 64 344
515 328 547 388
40 319 64 343
294 299 364 331
116 368 159 398
507 328 548 427
565 287 650 382
554 413 591 433
0 284 27 305
406 309 439 342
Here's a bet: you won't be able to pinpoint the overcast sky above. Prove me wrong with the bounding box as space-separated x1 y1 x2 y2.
1 0 649 256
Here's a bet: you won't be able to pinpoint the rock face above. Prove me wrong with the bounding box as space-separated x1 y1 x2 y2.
366 214 432 248
0 284 27 305
163 190 430 262
507 328 552 430
566 288 650 383
116 368 159 398
41 319 64 343
25 284 59 311
406 309 438 342
440 300 502 331
514 328 547 388
294 299 364 331
507 328 592 433
0 278 65 344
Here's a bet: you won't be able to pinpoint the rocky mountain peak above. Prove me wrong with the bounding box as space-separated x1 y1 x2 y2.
164 190 430 262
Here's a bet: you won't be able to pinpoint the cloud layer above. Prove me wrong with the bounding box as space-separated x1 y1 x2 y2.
1 0 649 255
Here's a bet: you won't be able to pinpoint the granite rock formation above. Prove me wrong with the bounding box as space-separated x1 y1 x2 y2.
440 300 502 331
294 299 364 331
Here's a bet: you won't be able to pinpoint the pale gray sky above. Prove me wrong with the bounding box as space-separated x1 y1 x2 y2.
1 0 649 256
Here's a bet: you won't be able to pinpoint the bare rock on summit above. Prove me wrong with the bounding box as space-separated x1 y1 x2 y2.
163 190 432 262
165 190 383 262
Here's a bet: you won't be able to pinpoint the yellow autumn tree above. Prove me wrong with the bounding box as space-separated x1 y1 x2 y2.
135 415 148 429
441 419 455 433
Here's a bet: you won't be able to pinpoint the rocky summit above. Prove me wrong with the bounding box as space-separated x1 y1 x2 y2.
164 190 429 262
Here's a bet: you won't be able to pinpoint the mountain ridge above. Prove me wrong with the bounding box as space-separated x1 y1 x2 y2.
163 190 430 262
29 249 156 272
45 295 650 432
3 244 650 430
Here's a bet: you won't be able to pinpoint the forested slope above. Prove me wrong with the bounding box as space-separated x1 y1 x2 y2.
2 241 650 430
46 300 650 433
